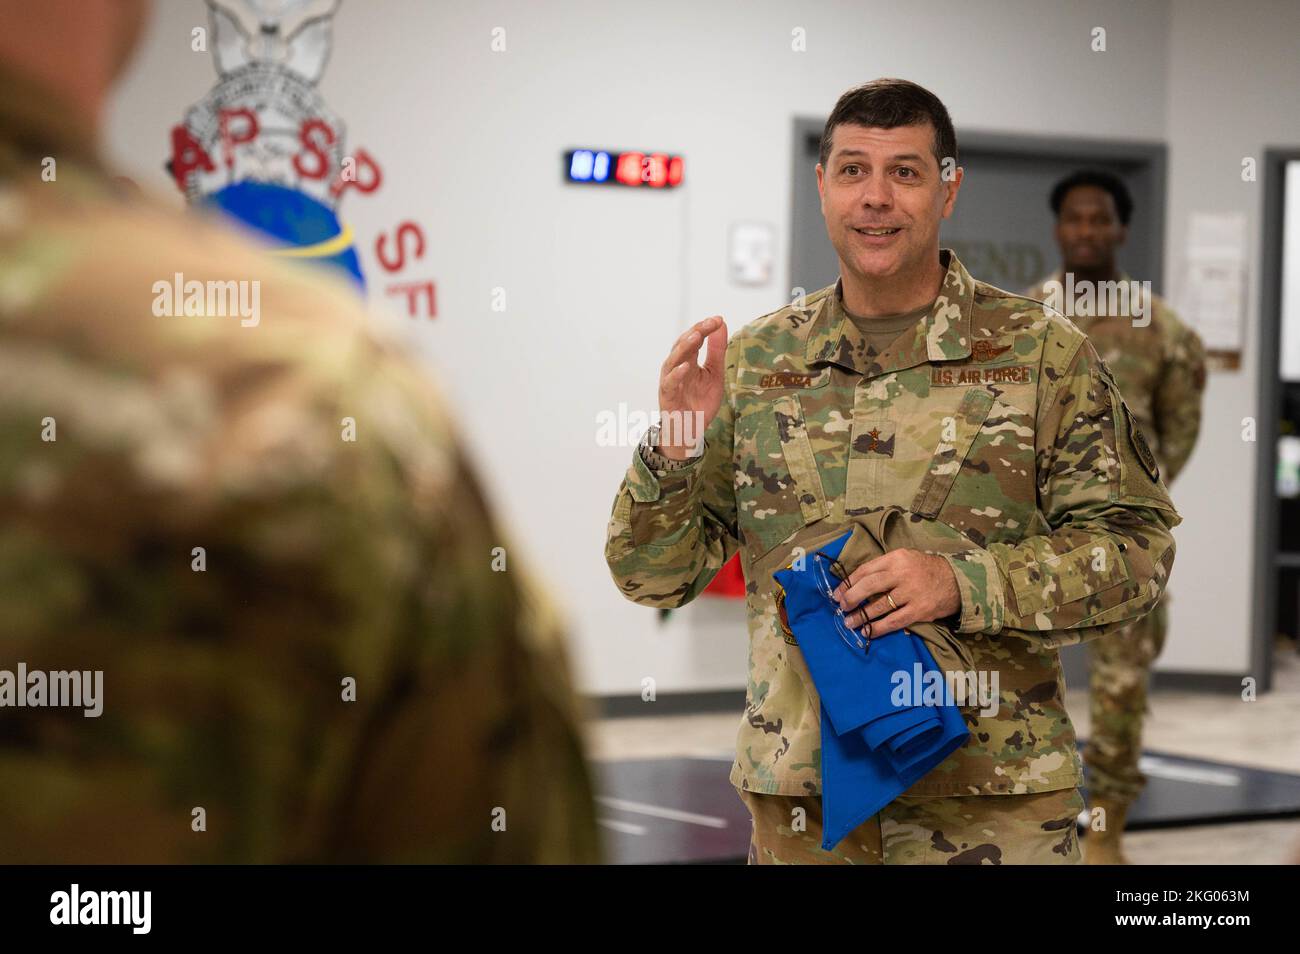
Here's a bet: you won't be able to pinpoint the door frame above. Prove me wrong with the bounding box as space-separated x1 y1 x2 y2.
1251 148 1300 693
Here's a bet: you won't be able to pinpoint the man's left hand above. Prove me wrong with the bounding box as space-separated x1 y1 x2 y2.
833 549 961 636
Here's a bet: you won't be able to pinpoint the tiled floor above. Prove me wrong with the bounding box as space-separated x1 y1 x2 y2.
588 646 1300 864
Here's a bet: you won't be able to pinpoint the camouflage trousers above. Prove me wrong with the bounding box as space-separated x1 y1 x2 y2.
1085 598 1168 803
736 786 1084 864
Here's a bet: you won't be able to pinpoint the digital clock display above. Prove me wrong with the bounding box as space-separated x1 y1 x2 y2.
565 149 684 189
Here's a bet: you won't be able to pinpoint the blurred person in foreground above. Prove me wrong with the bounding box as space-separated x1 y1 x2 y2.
0 0 599 863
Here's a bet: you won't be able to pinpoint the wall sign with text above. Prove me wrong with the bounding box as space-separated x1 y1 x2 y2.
165 0 436 318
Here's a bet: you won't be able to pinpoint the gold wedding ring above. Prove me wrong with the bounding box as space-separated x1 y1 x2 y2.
886 592 898 611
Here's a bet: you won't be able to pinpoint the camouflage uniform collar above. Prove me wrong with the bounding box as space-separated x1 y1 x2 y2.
0 62 107 182
805 248 974 379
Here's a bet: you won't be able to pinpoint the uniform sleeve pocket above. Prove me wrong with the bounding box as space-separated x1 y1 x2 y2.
1009 537 1131 617
911 387 995 518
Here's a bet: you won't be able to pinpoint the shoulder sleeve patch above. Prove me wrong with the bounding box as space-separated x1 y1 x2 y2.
1127 409 1160 482
1100 368 1174 510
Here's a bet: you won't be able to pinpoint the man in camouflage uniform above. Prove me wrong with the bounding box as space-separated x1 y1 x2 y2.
1026 169 1206 864
605 79 1180 864
0 0 599 863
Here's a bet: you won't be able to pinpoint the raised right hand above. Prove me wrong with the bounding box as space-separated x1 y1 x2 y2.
656 315 728 460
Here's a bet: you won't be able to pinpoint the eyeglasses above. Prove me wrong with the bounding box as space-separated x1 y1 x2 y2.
809 550 873 656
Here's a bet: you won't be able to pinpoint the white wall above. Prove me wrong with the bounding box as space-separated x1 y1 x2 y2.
104 0 1278 692
1159 0 1300 674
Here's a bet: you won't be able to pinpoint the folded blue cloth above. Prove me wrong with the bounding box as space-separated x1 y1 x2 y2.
774 529 969 852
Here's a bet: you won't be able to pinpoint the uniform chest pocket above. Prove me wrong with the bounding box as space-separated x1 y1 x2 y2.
733 394 829 559
912 387 996 518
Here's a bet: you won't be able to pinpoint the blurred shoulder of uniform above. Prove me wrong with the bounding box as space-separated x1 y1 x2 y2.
0 182 464 504
2 182 373 337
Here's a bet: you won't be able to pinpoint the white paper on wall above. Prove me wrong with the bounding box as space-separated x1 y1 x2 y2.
728 222 775 286
1178 211 1248 365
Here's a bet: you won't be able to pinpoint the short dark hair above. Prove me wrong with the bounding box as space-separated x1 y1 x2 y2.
1049 169 1134 226
819 78 957 172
